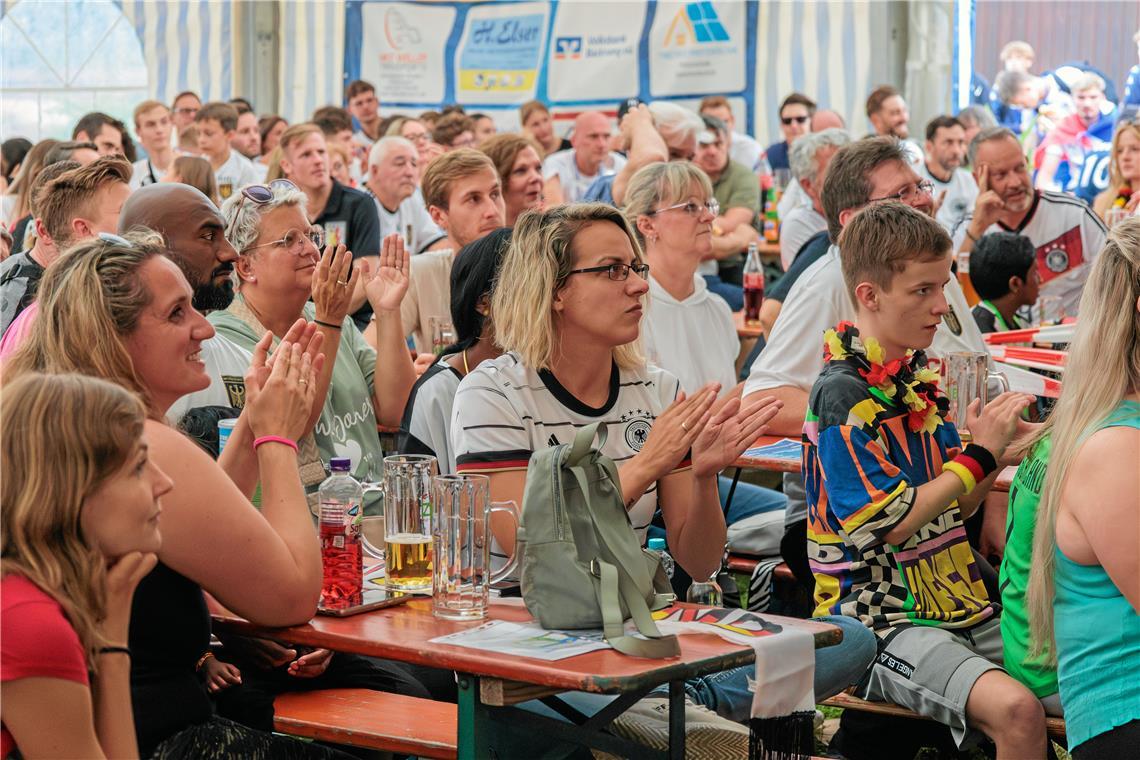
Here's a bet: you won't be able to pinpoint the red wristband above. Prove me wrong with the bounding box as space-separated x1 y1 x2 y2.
253 435 299 453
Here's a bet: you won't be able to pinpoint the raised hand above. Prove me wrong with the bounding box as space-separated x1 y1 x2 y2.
971 164 1006 232
244 338 319 442
362 233 411 313
691 393 783 478
311 243 359 326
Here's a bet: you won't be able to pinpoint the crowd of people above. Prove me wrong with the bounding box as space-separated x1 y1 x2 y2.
0 34 1137 760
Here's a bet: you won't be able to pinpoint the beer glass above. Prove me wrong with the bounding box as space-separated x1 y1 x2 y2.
942 352 1009 439
429 316 455 356
431 474 519 620
383 454 437 592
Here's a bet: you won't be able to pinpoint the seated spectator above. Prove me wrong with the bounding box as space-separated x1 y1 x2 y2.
778 128 850 272
1093 119 1140 221
131 100 175 188
624 161 786 526
326 140 353 187
992 69 1071 160
693 115 762 309
480 133 545 225
400 227 510 472
365 136 447 254
1021 217 1140 757
698 95 764 172
395 149 505 353
4 233 334 757
519 99 570 157
386 116 444 170
763 92 816 173
434 112 477 151
276 123 381 330
258 115 288 168
231 105 266 181
312 105 362 183
73 112 134 161
418 110 441 131
452 204 875 744
956 105 997 167
987 40 1037 131
542 111 627 204
194 102 261 200
865 85 922 167
954 127 1108 316
583 102 701 206
162 155 221 206
969 232 1039 333
916 116 979 236
172 90 202 132
1 137 58 228
1 373 168 760
0 156 131 336
1034 73 1115 201
470 113 497 146
345 79 383 146
805 201 1043 755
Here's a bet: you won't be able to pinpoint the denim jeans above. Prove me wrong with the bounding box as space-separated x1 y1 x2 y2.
702 274 744 311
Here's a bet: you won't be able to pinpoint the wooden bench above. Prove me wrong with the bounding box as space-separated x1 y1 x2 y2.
726 554 795 583
821 691 1067 743
273 688 458 759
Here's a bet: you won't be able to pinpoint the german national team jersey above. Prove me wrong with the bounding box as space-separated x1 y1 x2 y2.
952 190 1108 316
452 352 688 541
803 359 996 633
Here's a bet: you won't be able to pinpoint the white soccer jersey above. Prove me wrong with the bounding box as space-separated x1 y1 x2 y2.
919 165 978 235
213 149 263 200
372 188 446 255
452 352 687 540
952 191 1108 316
400 359 463 474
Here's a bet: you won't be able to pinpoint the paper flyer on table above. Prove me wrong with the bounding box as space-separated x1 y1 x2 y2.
429 620 611 661
741 438 802 460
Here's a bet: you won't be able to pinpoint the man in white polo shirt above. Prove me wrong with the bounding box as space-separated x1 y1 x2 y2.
952 127 1107 316
919 115 978 234
743 137 989 591
542 111 626 204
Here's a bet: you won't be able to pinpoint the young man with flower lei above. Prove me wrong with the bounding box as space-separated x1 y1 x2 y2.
803 202 1048 758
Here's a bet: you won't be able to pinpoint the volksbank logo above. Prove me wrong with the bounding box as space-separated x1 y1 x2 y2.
554 36 582 60
664 2 730 47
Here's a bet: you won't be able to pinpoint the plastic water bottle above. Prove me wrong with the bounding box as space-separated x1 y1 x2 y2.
686 575 723 607
318 458 363 609
648 537 674 580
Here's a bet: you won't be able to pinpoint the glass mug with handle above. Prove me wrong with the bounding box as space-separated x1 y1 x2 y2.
429 316 455 356
942 352 1010 440
431 474 519 620
381 454 438 592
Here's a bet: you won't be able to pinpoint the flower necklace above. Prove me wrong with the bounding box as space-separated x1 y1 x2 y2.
1113 185 1134 209
822 321 949 434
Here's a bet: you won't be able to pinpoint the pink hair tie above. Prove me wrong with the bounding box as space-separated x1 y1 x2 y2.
252 435 299 453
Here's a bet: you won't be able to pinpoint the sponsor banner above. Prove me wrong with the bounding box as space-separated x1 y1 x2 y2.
648 1 746 96
546 2 645 102
361 2 453 103
455 2 549 105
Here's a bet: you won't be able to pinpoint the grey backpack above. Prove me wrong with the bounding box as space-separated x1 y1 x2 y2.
518 422 680 658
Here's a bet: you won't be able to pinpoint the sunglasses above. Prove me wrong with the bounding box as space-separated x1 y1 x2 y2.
225 179 299 244
781 115 810 126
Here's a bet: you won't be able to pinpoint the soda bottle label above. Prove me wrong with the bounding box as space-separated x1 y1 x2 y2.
743 272 764 289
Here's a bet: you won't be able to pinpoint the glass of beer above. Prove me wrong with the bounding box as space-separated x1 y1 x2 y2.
382 454 437 592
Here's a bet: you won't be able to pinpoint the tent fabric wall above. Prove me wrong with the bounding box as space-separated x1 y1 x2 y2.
121 0 233 104
278 0 346 124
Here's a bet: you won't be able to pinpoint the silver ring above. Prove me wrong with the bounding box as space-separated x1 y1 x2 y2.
336 280 348 287
298 379 308 386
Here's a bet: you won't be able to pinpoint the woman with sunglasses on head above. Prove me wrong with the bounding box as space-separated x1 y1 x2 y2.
3 233 342 757
2 373 169 759
624 162 788 537
211 181 416 486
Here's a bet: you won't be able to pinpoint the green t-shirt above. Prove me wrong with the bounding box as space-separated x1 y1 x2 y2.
711 159 761 230
208 298 384 485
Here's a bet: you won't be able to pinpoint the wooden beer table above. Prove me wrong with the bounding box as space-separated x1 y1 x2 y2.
213 598 840 759
733 310 764 339
733 435 1017 492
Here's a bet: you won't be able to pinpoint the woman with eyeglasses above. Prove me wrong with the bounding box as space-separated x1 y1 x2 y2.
211 181 417 486
624 162 788 537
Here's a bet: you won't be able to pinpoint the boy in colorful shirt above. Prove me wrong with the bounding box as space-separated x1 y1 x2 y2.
802 201 1046 755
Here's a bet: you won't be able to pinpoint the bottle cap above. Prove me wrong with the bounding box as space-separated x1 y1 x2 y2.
329 457 352 472
647 537 666 551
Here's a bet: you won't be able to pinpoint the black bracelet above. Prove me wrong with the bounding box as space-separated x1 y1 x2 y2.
314 319 341 330
962 442 998 478
99 645 131 658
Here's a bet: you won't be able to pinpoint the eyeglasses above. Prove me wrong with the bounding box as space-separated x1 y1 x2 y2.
225 179 299 244
866 181 935 205
97 232 133 247
781 115 810 126
566 262 650 281
173 107 199 117
648 199 720 218
404 130 429 144
244 226 326 255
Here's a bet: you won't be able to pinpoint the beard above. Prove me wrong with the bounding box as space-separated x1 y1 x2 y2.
192 278 235 312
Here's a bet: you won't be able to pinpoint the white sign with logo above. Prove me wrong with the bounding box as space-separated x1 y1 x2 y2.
546 2 645 102
455 2 549 105
361 2 454 103
647 0 746 96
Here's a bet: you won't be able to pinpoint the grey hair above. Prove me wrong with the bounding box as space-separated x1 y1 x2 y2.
649 101 704 143
956 105 996 130
622 162 714 245
994 70 1032 106
369 136 415 170
967 126 1019 168
789 128 852 183
220 182 309 255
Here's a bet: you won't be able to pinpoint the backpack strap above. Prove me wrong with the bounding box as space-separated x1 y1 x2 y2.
595 560 680 659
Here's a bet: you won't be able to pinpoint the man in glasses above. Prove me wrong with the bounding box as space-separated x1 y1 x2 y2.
919 115 978 234
694 115 762 310
698 95 764 172
171 90 202 134
763 92 816 173
866 85 923 169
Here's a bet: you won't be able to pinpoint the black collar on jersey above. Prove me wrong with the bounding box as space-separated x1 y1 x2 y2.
999 190 1040 234
538 359 620 417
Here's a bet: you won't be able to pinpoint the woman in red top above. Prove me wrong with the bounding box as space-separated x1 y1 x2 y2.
1 373 171 758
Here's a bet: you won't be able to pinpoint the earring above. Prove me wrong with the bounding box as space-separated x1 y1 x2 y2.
649 234 658 243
